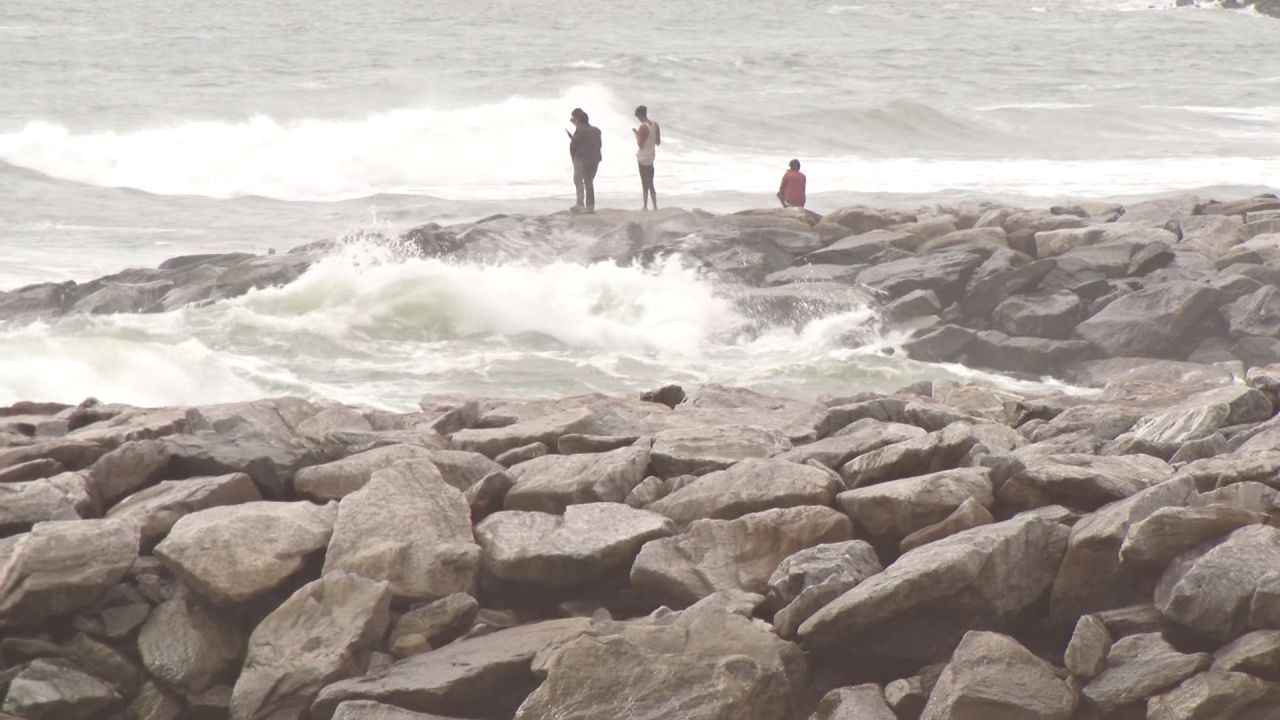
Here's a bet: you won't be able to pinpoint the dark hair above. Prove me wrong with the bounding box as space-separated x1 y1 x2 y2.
789 159 801 170
571 108 589 123
634 105 648 118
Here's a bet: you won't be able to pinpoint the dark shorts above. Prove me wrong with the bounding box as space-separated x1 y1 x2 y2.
638 162 655 190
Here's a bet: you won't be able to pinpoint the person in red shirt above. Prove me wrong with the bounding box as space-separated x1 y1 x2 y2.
777 158 807 209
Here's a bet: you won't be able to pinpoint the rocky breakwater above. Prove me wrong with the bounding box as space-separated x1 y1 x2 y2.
10 362 1280 718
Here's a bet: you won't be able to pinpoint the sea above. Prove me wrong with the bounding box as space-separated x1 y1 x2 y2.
1 0 1278 409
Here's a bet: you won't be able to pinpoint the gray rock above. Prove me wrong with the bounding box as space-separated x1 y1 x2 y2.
813 684 895 720
884 666 947 720
802 228 917 265
58 631 143 699
106 472 262 548
137 597 245 695
960 255 1055 319
332 701 464 720
1 658 120 720
230 572 392 720
513 604 806 720
765 540 882 638
799 510 1070 663
647 458 837 525
0 458 65 485
1155 524 1280 641
839 424 976 489
293 445 437 502
1226 286 1280 338
1065 615 1112 680
999 453 1173 512
883 289 942 321
1050 477 1197 622
992 291 1082 340
1129 385 1274 454
310 617 592 720
324 462 478 603
475 503 673 585
0 472 95 535
557 433 640 453
631 506 852 607
857 251 986 305
1074 282 1219 358
1249 571 1280 631
1082 633 1211 714
1213 630 1280 677
156 500 335 607
1180 214 1244 260
126 680 183 720
764 263 865 287
649 425 791 477
1035 223 1175 258
899 497 994 553
388 594 478 658
774 421 925 469
920 631 1076 720
451 409 594 459
1146 670 1273 720
88 439 171 506
503 443 650 513
1120 504 1263 567
838 467 993 544
494 442 548 467
964 330 1093 375
0 518 140 628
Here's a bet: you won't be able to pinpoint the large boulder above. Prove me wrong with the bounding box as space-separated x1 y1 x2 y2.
105 472 262 548
323 462 479 602
773 421 925 469
230 572 392 720
920 631 1076 720
799 510 1070 663
646 458 838 525
837 468 993 545
0 518 139 628
1225 286 1280 339
1146 670 1275 720
154 500 336 607
1155 524 1280 640
813 684 896 720
1 658 120 720
503 443 650 513
765 540 882 638
513 602 806 720
649 425 791 477
962 331 1093 374
1126 385 1274 455
310 617 592 719
839 424 976 488
137 597 245 695
856 251 986 305
999 453 1173 512
1074 282 1219 358
630 506 852 607
992 291 1082 340
1082 633 1210 714
475 503 673 585
331 702 463 720
1119 504 1264 567
0 472 95 535
451 408 594 459
292 445 437 502
960 255 1056 319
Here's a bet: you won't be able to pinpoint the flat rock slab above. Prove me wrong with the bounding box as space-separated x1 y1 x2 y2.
631 506 852 607
502 443 650 513
1083 633 1211 714
1 658 120 720
649 425 791 477
451 409 594 459
475 503 673 585
0 518 139 628
647 458 838 525
155 500 336 607
1119 504 1263 567
773 421 924 468
293 445 438 502
0 472 95 535
105 472 262 548
839 424 975 489
999 453 1173 512
838 467 992 545
799 510 1069 663
1155 524 1280 640
1147 670 1275 720
311 617 592 720
324 462 479 603
1074 281 1219 358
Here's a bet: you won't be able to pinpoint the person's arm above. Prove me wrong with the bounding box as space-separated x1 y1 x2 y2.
653 122 661 146
635 124 649 148
777 175 789 206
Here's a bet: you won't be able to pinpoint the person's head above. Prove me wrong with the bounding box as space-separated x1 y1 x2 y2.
789 159 801 171
571 108 589 126
634 105 648 120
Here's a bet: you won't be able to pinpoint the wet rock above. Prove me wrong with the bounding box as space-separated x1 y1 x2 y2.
1 658 119 720
451 408 594 459
883 289 942 321
765 540 882 638
513 603 806 720
137 597 245 695
774 420 925 468
631 506 852 607
1065 614 1112 680
1075 281 1219 358
649 424 790 477
802 228 917 265
838 467 992 545
1155 524 1280 641
1082 633 1210 714
1146 670 1274 720
293 445 437 502
324 462 478 603
310 617 592 720
1119 504 1263 567
965 330 1094 374
960 254 1055 319
106 472 262 548
1000 453 1173 512
475 503 673 586
857 251 986 305
155 500 336 607
502 443 650 514
813 684 895 720
839 424 976 489
920 631 1076 720
0 472 95 536
388 594 478 659
647 458 837 525
230 572 391 720
903 324 977 362
0 518 139 628
799 510 1069 663
992 291 1082 339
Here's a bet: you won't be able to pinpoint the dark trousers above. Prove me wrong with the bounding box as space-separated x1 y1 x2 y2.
638 162 655 192
574 159 599 209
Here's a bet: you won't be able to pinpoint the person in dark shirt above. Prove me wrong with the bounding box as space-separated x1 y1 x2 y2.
566 107 603 213
777 158 807 209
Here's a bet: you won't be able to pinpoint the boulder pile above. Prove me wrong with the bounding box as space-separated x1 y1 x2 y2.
4 194 1280 719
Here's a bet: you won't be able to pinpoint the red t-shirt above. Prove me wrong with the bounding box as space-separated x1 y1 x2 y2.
780 169 806 207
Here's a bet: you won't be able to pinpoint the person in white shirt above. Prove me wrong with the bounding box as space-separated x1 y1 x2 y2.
633 105 661 210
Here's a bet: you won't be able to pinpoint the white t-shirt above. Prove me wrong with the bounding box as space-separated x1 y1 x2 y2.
636 121 658 165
